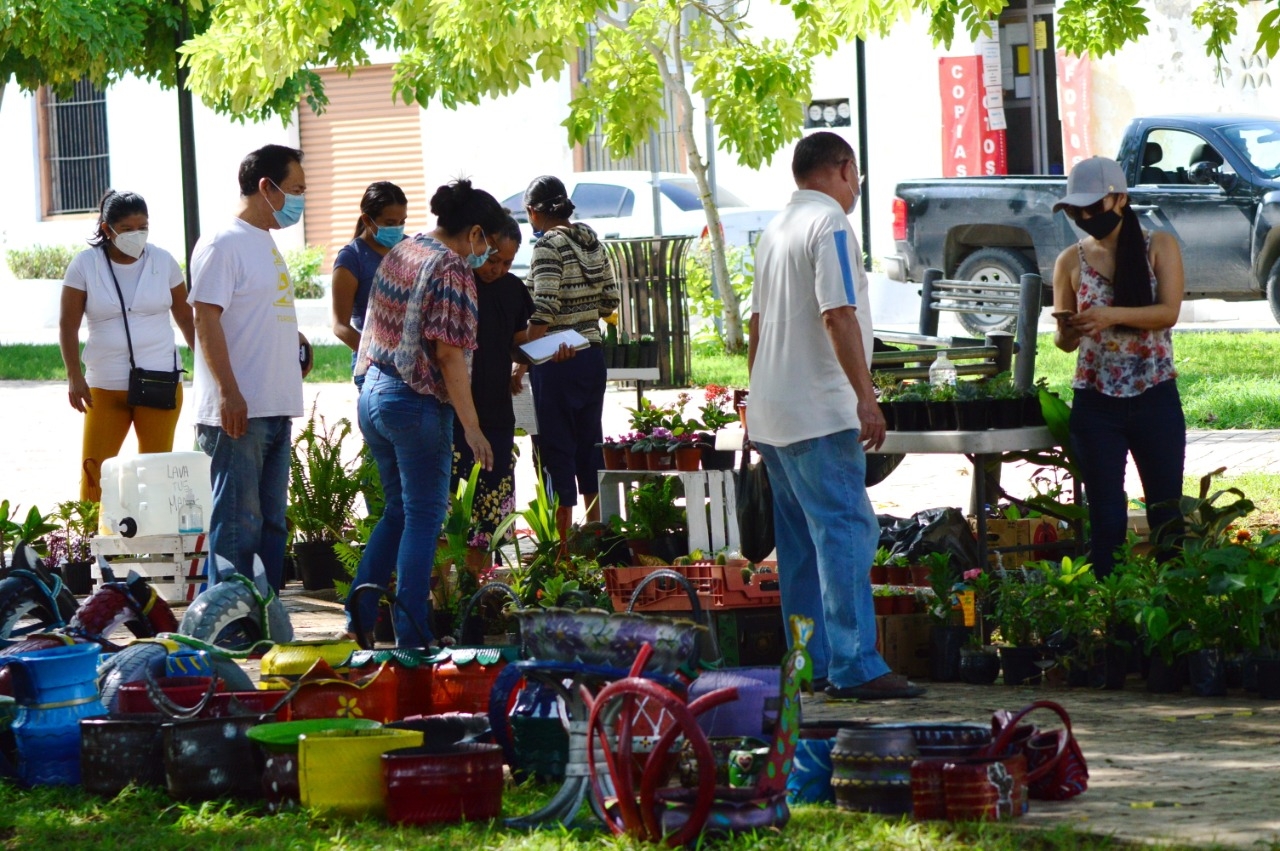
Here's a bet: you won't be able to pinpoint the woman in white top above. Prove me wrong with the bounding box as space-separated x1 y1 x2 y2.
59 190 196 501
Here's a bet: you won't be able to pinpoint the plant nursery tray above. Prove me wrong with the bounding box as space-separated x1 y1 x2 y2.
604 562 781 612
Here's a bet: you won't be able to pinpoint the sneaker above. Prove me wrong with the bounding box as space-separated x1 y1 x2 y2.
825 673 926 701
809 676 830 693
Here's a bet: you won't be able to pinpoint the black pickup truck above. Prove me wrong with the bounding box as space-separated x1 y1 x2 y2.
884 114 1280 335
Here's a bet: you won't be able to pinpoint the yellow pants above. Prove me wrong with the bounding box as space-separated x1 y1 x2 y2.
80 385 184 502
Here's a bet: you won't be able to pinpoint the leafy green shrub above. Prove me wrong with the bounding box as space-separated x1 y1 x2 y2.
285 245 325 299
5 244 79 280
683 239 753 348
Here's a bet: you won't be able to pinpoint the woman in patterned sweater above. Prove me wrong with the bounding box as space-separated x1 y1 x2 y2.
522 175 621 546
345 179 503 647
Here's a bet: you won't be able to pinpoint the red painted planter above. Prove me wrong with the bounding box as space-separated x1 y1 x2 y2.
382 742 505 825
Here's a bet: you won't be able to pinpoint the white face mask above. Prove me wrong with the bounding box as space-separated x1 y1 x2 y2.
111 227 148 259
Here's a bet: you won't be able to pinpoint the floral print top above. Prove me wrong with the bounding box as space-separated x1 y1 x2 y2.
1072 237 1176 399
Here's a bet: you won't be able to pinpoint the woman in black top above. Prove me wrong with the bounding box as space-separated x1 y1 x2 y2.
451 215 534 562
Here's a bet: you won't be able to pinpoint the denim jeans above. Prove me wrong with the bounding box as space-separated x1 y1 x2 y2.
757 429 890 688
1070 379 1186 577
196 417 292 592
346 364 454 646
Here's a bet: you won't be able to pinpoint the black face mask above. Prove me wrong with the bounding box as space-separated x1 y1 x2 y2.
1075 210 1122 239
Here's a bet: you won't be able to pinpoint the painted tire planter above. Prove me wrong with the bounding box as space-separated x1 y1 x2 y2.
163 713 274 800
687 667 781 740
298 727 423 818
344 647 438 720
79 713 168 795
4 642 105 786
98 642 170 713
431 646 519 715
513 608 705 675
941 753 1031 821
381 742 505 825
261 639 362 679
247 717 382 812
787 732 836 805
287 659 399 723
116 676 218 715
830 725 919 815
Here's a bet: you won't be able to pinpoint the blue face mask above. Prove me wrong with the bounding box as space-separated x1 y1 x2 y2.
373 224 404 249
532 229 545 239
466 232 496 269
268 179 305 228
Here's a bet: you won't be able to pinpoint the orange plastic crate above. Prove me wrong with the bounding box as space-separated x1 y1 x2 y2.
605 562 781 612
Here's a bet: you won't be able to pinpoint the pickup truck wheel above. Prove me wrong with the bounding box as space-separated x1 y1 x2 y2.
952 248 1036 336
1268 261 1280 325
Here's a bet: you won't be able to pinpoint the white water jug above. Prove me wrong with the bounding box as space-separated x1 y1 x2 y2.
98 452 213 538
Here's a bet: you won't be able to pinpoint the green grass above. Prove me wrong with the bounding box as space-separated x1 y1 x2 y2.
1186 471 1280 532
0 782 1213 851
5 330 1280 429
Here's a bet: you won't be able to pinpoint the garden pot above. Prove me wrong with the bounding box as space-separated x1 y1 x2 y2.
700 443 736 471
1146 653 1185 694
999 646 1042 687
926 400 957 431
509 679 569 782
650 531 688 564
909 564 931 586
639 340 659 369
891 595 916 615
646 449 676 471
117 676 218 715
624 342 641 368
959 648 1000 685
882 403 898 430
602 343 619 369
4 643 105 786
1089 645 1128 690
293 540 348 591
873 597 894 616
382 742 505 825
601 445 627 470
261 639 362 679
346 648 439 720
884 564 911 585
831 725 919 814
80 713 168 795
953 400 990 431
928 626 970 682
431 646 519 715
624 447 649 470
514 609 704 674
1225 654 1245 690
892 400 928 431
289 659 400 722
869 565 889 585
298 726 424 818
787 733 836 804
1253 656 1280 700
1023 394 1046 426
673 446 702 471
992 398 1023 429
248 717 382 812
940 752 1030 821
58 560 94 596
1188 648 1227 697
163 713 273 800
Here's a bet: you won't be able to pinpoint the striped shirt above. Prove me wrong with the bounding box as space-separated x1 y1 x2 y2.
528 223 620 343
354 235 477 402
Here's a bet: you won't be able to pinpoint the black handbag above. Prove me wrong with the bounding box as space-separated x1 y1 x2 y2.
105 248 182 410
735 445 775 562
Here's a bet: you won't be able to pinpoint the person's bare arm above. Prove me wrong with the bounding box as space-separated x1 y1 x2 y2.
59 287 91 412
1052 248 1084 353
169 285 196 351
822 305 885 451
330 266 362 352
436 341 494 470
193 302 247 438
747 313 759 377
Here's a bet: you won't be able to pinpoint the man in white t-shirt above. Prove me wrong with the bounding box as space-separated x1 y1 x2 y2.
748 131 924 700
190 144 312 592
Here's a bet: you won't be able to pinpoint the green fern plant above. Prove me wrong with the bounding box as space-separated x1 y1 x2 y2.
286 407 365 544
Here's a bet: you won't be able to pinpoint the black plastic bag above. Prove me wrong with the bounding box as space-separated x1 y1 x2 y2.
882 506 981 568
736 449 775 562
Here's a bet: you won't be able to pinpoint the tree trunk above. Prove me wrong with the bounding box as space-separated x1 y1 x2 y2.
641 29 746 355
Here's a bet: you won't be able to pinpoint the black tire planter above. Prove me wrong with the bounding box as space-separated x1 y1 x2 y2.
1188 648 1228 697
958 649 1000 684
1253 656 1280 699
999 646 1042 686
928 626 970 682
81 714 168 795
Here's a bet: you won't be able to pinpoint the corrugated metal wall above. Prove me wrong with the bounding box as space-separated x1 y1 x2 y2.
298 66 426 273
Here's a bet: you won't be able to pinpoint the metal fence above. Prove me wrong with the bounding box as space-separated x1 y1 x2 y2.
603 236 695 387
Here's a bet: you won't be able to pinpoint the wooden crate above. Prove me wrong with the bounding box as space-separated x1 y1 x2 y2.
90 533 209 602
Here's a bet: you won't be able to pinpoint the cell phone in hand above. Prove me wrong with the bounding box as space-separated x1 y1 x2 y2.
299 340 313 372
1052 310 1075 321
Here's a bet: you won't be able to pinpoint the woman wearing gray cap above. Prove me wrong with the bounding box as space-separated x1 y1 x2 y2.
1050 155 1186 577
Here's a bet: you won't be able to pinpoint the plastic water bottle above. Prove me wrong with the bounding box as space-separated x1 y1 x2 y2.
179 496 203 535
929 351 957 386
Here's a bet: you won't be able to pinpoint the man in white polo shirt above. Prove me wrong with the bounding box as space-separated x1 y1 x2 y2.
748 131 924 700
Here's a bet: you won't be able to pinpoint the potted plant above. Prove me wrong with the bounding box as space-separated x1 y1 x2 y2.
608 477 687 564
890 383 927 432
924 380 958 431
991 563 1050 686
883 554 911 586
925 554 970 682
953 380 990 431
670 432 702 472
287 410 368 591
696 384 739 470
598 436 630 471
872 585 896 616
958 568 1000 684
986 371 1024 429
1243 530 1280 698
631 428 676 471
870 547 892 585
0 500 57 562
46 500 99 595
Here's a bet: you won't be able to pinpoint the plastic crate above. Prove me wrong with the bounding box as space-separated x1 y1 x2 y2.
604 562 781 613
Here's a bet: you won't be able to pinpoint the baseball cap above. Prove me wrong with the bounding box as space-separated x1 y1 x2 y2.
1052 157 1128 212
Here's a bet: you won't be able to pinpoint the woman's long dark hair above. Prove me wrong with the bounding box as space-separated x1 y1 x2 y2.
89 190 147 248
353 181 408 238
1111 203 1154 309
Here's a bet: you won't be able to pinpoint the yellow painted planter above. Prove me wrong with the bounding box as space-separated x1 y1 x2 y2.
261 639 362 679
298 727 423 818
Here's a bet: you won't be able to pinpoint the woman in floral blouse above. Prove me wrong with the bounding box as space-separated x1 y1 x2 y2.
1051 156 1186 577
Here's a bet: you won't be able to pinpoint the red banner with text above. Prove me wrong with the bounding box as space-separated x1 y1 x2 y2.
939 56 1007 177
1055 50 1093 169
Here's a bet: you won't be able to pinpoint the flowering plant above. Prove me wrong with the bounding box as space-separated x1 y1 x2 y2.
667 431 701 451
630 427 673 453
699 384 739 431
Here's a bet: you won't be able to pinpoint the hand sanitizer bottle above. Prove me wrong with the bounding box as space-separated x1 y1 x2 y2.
929 351 957 386
179 496 203 535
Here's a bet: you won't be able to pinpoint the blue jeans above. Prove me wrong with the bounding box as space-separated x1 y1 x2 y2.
757 429 890 688
196 417 292 592
1070 379 1185 577
346 364 453 646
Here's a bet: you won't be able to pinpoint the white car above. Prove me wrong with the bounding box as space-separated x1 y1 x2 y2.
500 171 777 278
